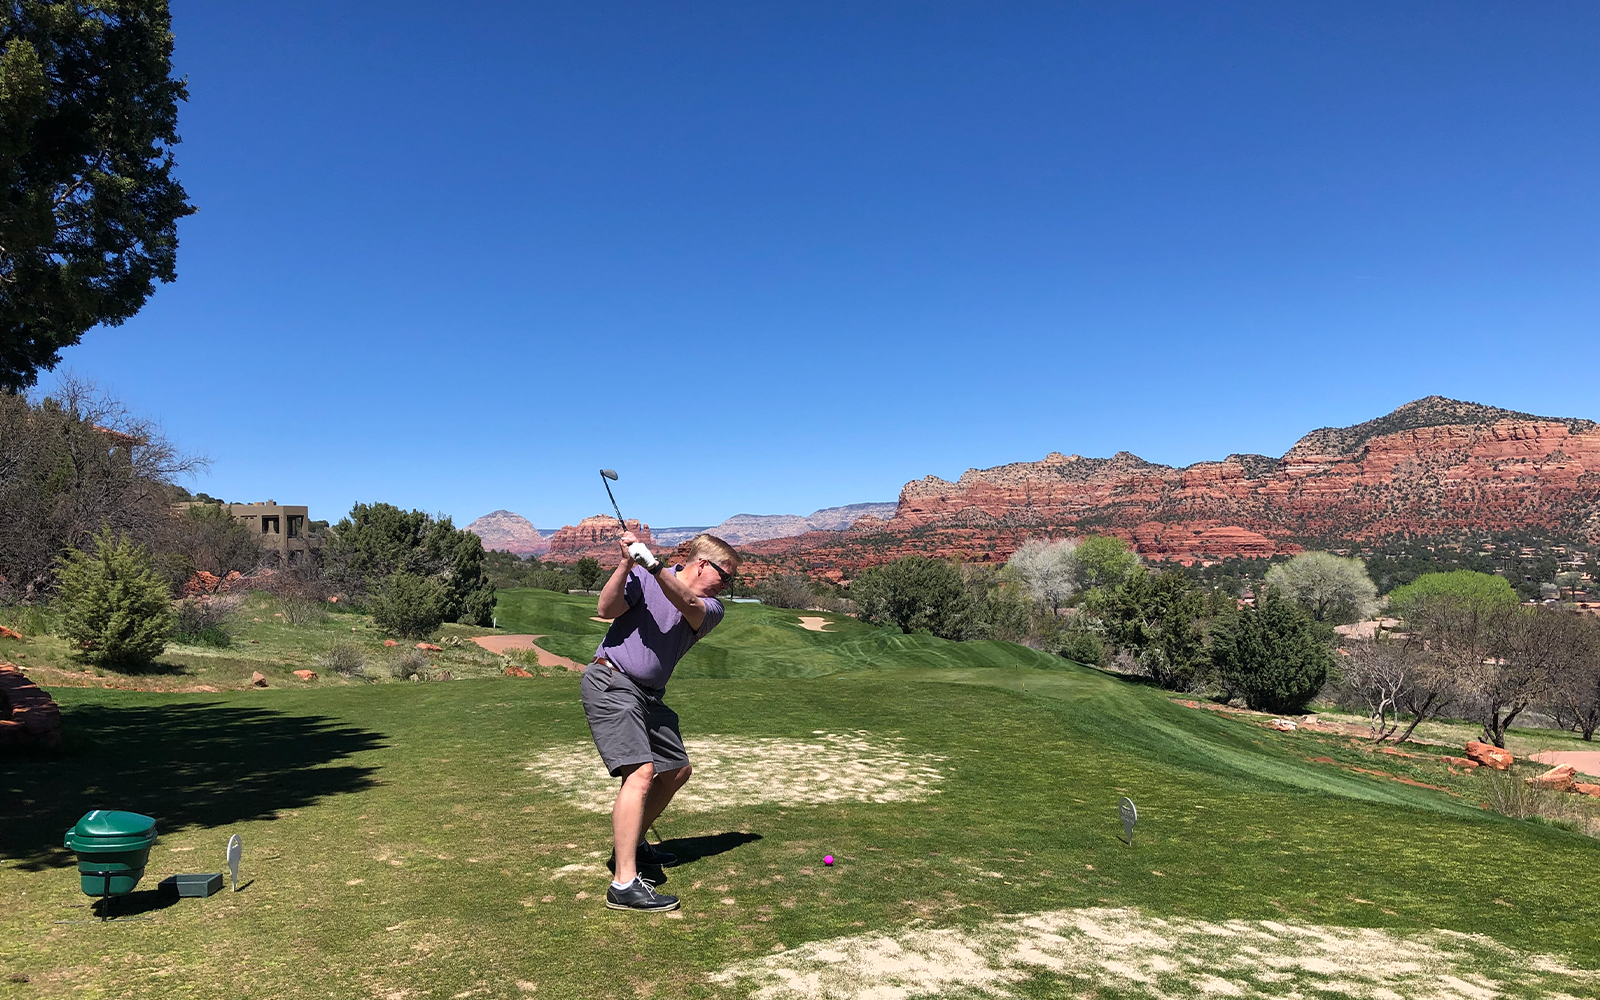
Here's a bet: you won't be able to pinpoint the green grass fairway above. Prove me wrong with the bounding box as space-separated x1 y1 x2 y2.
5 590 1599 998
494 587 1070 677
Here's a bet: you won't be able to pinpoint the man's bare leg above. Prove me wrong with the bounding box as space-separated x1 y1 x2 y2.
611 763 654 884
640 763 692 835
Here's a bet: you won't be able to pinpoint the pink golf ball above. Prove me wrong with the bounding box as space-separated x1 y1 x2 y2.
823 855 834 866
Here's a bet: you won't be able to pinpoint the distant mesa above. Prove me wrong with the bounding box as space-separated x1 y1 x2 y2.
701 503 900 545
746 396 1600 576
464 510 550 556
535 503 900 562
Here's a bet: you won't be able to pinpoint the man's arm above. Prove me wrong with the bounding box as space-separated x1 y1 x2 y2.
652 563 707 632
603 531 708 630
597 548 634 620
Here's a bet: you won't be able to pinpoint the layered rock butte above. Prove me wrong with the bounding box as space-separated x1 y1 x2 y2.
545 516 655 562
747 397 1600 579
464 509 549 556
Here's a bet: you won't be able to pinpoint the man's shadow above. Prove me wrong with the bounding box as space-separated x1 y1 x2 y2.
658 831 762 865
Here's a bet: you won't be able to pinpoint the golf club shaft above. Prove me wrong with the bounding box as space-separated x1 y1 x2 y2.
602 479 627 531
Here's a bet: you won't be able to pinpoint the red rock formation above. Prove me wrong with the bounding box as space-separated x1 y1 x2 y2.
1465 740 1514 770
293 669 318 682
545 516 653 562
1528 763 1577 791
750 398 1600 577
0 663 62 747
183 571 221 596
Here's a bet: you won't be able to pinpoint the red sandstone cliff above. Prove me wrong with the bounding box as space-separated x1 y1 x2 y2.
545 516 654 562
750 397 1600 576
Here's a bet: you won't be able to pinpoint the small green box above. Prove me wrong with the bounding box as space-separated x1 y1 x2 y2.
159 873 223 897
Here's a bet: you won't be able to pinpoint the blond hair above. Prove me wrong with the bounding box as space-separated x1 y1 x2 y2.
685 533 739 567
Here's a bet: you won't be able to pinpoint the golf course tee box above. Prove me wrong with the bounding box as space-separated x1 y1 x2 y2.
63 810 159 897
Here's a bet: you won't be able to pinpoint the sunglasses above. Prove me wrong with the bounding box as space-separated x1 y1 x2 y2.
701 558 733 587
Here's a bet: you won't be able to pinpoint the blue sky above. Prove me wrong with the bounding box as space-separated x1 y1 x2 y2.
37 1 1600 530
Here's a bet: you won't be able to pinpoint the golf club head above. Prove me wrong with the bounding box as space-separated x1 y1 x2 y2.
600 469 618 480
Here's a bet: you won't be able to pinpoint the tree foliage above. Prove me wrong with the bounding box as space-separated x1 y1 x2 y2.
55 525 172 665
1209 592 1333 713
1263 551 1378 624
754 573 817 610
1083 568 1207 689
0 376 201 599
1387 570 1516 621
1 0 196 390
1074 535 1142 591
851 556 975 639
1003 538 1077 614
367 571 448 639
325 502 495 626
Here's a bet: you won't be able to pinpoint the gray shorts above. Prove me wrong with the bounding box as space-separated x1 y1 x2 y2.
579 661 690 777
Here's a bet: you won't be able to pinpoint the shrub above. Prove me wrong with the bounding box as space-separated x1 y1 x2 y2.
1056 625 1105 665
55 527 175 666
851 556 975 639
171 594 242 648
316 641 368 679
324 502 496 625
390 648 429 681
369 572 448 638
756 573 817 609
1209 592 1333 713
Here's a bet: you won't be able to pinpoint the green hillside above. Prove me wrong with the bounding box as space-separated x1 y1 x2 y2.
4 589 1598 998
494 587 1071 678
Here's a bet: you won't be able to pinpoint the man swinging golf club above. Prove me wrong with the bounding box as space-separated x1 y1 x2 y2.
579 472 740 912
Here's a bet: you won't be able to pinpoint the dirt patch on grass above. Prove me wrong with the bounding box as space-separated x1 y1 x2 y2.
528 732 945 812
710 906 1597 999
470 635 581 671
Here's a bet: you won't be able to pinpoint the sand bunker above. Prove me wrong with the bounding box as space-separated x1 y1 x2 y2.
796 616 835 632
711 906 1597 1000
527 732 945 813
470 635 582 671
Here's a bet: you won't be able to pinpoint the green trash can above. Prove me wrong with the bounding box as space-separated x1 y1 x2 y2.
63 810 158 899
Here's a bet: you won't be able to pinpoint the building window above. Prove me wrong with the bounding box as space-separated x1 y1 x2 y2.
288 515 304 539
262 516 280 534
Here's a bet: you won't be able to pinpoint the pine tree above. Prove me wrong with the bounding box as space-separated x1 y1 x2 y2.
56 526 174 665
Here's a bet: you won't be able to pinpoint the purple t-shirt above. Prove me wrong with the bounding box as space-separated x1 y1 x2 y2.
595 566 724 690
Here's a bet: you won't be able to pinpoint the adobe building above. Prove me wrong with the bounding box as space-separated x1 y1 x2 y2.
229 502 316 568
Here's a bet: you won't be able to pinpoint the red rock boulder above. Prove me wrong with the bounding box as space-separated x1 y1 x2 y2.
251 671 268 688
293 669 318 682
504 665 533 678
0 624 23 641
1573 782 1600 797
416 642 443 652
1441 755 1479 769
1528 764 1577 792
1464 741 1513 770
383 639 398 647
0 664 62 747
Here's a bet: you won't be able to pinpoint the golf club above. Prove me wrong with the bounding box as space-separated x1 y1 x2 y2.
599 469 660 571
